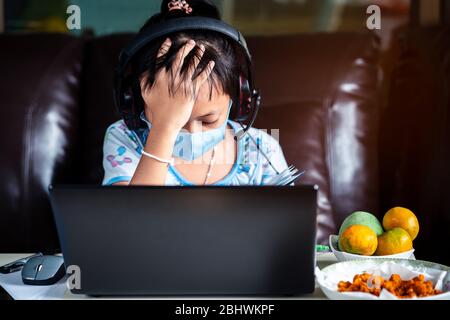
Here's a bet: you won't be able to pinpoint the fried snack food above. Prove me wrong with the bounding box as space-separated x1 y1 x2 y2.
338 273 443 298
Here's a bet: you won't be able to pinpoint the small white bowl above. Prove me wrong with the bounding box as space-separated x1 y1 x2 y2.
329 235 415 262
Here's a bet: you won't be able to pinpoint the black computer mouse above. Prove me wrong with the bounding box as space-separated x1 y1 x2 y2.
21 255 66 286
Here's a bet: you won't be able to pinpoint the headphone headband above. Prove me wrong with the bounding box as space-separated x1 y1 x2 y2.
115 16 259 131
118 17 252 75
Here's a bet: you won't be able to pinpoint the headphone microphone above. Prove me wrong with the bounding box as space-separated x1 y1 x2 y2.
234 89 261 141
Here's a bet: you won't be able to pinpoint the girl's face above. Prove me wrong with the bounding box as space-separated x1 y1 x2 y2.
182 81 231 133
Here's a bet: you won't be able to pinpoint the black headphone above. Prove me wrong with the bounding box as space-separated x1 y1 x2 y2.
114 17 261 132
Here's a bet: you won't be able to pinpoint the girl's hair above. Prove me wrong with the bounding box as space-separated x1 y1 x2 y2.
132 0 249 103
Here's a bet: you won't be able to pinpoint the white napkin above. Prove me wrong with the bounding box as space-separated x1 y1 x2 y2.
316 261 450 300
0 271 67 300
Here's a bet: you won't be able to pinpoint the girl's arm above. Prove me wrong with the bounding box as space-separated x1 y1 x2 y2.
128 127 177 185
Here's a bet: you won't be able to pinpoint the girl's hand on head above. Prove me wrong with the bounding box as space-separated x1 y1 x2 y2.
140 38 216 133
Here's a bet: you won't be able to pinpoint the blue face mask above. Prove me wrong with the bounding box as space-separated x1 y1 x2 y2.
140 101 233 162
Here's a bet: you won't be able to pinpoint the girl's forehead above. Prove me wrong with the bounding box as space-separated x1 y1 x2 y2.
201 72 227 98
192 86 230 116
196 80 225 100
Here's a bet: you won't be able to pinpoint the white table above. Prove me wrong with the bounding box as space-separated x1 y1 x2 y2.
0 253 337 300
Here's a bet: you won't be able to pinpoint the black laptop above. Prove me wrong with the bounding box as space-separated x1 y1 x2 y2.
48 185 318 296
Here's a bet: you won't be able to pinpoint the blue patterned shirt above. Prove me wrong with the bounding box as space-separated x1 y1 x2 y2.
102 116 289 186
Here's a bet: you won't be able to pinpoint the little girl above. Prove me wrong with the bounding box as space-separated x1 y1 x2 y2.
102 0 289 186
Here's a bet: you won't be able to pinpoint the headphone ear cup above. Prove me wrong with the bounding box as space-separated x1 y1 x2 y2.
234 74 252 122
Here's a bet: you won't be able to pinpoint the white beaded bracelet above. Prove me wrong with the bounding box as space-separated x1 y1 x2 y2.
141 150 174 165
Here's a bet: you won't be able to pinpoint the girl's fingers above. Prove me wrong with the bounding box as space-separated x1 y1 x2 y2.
194 60 215 88
172 39 196 77
157 38 172 58
188 44 206 80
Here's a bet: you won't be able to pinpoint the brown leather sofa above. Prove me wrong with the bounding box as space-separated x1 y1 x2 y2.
380 26 450 265
0 32 381 253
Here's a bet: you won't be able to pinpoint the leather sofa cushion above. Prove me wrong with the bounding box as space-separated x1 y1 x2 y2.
249 33 381 239
0 34 84 252
255 101 335 243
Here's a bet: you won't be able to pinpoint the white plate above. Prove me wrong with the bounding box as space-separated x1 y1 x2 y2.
316 259 450 300
329 235 415 262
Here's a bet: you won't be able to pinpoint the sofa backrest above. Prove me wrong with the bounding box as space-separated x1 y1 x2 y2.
249 34 381 242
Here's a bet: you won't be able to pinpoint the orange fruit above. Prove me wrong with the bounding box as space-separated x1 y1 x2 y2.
339 225 378 256
383 207 419 240
375 228 413 256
